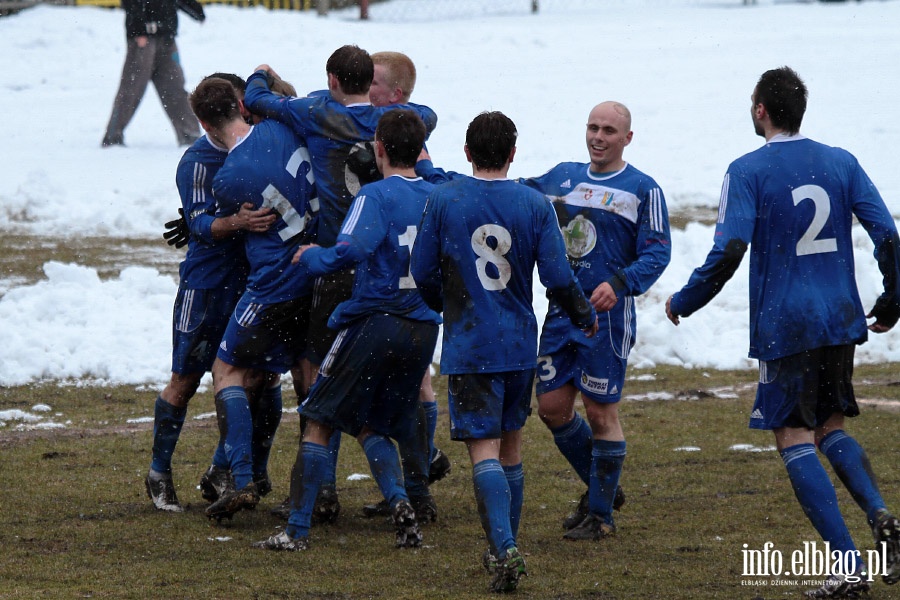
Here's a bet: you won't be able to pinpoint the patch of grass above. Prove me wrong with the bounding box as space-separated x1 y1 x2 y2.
1 367 899 599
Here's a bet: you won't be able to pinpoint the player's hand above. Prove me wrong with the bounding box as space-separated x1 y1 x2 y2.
665 296 680 326
582 315 599 338
235 202 276 232
163 208 189 248
292 244 319 264
255 64 277 77
590 282 618 313
866 309 893 333
136 36 149 49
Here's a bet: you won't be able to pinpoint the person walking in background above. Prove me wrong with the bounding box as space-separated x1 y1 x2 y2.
101 0 204 147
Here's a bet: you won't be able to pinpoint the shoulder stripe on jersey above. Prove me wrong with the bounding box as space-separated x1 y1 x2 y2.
341 195 366 235
648 188 664 233
717 174 730 224
192 163 208 206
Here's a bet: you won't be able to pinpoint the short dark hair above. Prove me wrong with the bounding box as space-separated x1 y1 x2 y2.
205 72 246 93
326 45 374 95
190 78 241 129
376 109 426 169
754 66 807 134
465 111 517 171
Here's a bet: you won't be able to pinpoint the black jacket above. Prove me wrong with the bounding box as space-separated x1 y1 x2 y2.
123 0 205 39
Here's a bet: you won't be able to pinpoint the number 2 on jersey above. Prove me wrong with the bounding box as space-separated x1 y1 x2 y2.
792 184 837 257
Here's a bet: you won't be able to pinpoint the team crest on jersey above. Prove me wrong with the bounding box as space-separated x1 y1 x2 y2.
562 214 597 259
580 372 608 395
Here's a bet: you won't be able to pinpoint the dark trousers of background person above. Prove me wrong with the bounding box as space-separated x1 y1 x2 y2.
102 35 200 147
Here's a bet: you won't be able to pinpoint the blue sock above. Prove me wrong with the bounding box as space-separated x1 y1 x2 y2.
323 429 342 487
820 430 887 525
211 441 228 470
503 463 524 540
589 439 626 525
214 386 254 490
781 444 858 560
287 441 329 539
550 413 593 485
473 459 515 558
150 395 187 474
422 400 438 461
251 384 283 478
362 434 407 507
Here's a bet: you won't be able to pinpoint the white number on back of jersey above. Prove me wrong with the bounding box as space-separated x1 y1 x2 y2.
397 225 417 290
792 184 837 256
471 224 512 291
260 147 318 243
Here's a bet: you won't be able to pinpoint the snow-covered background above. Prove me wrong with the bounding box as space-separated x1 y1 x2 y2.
2 0 899 389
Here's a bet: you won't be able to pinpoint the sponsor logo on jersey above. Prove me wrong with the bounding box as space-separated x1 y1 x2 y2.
609 384 619 396
560 179 571 189
562 214 597 259
750 408 764 420
581 372 609 395
219 340 228 351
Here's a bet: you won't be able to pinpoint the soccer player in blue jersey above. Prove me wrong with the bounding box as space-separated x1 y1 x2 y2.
185 78 319 521
520 102 671 541
244 46 438 522
410 111 598 593
146 73 277 513
354 51 451 521
253 109 440 552
666 67 900 598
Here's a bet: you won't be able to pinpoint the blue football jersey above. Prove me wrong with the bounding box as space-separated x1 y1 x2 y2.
410 176 594 375
174 135 249 290
670 134 900 360
299 175 442 330
212 120 318 304
521 162 671 296
243 71 438 248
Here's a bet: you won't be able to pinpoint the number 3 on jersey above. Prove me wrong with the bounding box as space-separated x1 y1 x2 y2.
472 224 512 290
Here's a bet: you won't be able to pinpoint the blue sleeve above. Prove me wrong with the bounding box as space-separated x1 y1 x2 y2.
300 239 365 278
850 162 900 326
300 193 383 276
243 71 312 137
410 196 444 312
613 182 672 296
414 159 461 185
670 169 754 318
175 156 217 244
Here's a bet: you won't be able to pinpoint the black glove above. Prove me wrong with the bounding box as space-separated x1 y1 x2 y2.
163 208 189 249
346 142 381 186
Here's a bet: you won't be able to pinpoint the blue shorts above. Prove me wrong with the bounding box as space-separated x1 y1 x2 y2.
535 299 634 403
447 369 535 440
300 314 438 439
216 294 310 374
171 284 242 375
307 268 355 365
751 344 859 431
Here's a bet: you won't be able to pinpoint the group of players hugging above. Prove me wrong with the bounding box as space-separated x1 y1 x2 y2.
143 44 899 596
